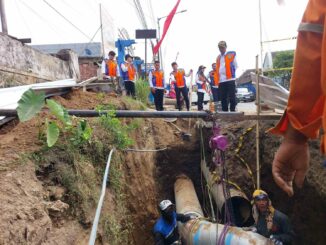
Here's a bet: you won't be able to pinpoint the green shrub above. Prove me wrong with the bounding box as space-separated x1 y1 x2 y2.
135 78 150 105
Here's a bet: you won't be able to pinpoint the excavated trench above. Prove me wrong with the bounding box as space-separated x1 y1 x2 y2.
0 90 325 245
152 121 326 245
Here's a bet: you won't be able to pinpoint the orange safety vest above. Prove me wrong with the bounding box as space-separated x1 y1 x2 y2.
106 59 117 77
122 63 136 81
152 70 164 88
216 51 236 83
172 69 186 88
209 70 219 86
128 64 136 80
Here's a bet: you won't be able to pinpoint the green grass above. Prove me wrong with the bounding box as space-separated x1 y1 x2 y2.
135 78 150 105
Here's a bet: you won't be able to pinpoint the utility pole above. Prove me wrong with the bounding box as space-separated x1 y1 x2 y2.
99 4 105 57
0 0 8 34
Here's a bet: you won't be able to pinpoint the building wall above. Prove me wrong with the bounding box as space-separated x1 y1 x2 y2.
0 34 79 87
79 58 101 81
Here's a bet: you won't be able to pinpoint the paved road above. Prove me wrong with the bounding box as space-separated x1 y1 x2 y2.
237 101 256 113
190 101 256 113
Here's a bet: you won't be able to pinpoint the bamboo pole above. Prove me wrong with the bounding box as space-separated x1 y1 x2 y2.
0 0 8 34
255 55 261 189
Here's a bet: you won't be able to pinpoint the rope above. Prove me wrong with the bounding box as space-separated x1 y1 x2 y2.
200 127 216 220
208 172 243 193
124 147 167 152
234 127 256 189
89 149 115 245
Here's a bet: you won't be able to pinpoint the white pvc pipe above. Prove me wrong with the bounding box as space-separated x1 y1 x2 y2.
88 149 115 245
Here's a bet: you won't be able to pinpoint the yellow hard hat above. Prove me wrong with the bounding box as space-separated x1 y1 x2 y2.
252 189 268 199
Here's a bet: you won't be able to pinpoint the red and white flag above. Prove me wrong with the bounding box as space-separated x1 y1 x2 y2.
153 0 181 55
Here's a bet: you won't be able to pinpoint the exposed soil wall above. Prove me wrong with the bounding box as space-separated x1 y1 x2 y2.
203 120 326 245
1 89 325 245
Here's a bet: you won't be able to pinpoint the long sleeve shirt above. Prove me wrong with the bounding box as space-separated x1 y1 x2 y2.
269 0 326 152
256 210 294 245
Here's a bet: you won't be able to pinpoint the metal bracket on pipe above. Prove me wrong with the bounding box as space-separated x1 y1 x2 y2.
0 109 282 121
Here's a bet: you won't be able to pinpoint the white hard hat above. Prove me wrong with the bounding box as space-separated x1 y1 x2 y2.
159 200 173 211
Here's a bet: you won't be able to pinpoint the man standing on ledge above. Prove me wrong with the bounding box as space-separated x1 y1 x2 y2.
170 62 193 111
102 51 120 90
121 54 137 97
149 60 165 111
216 41 238 111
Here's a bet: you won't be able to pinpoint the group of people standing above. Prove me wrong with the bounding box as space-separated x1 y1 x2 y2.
102 40 238 112
102 51 137 97
149 40 239 112
194 40 238 111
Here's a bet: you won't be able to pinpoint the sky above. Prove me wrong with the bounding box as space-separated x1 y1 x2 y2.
3 0 309 77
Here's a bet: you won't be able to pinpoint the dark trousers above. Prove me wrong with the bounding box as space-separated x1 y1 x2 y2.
197 92 204 111
219 80 236 111
211 87 219 102
152 89 164 111
124 80 135 97
175 86 190 111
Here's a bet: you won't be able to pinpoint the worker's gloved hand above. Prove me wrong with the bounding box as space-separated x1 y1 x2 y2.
269 235 283 245
272 125 309 196
151 88 156 94
242 226 257 232
184 214 197 221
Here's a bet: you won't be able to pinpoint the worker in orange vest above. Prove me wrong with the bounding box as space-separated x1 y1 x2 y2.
170 62 193 111
102 51 120 90
121 54 137 97
196 65 208 111
216 41 238 112
149 60 165 111
209 63 220 111
270 0 325 196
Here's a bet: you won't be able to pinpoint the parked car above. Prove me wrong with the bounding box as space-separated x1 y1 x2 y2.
236 87 255 102
191 85 210 105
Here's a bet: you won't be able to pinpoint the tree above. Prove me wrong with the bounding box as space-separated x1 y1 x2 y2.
267 50 294 90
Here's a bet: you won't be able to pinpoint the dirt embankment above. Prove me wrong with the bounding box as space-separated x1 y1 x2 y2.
0 90 197 245
1 89 325 245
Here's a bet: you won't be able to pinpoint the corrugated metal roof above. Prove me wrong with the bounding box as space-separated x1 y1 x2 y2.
31 42 102 58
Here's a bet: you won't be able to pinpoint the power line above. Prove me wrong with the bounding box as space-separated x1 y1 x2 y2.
79 25 102 56
17 0 64 38
14 0 32 37
43 0 91 40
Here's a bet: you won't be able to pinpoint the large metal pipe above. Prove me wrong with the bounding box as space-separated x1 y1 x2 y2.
0 109 282 120
174 176 271 245
201 160 252 226
175 175 204 217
